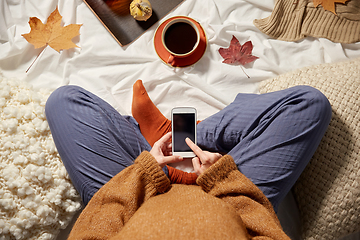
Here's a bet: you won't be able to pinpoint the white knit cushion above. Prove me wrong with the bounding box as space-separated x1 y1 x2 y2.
0 73 82 240
259 57 360 239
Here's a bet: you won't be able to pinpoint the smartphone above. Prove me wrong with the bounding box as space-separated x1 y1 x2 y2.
171 107 197 158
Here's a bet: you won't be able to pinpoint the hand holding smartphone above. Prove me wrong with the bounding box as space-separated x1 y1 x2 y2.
171 107 197 158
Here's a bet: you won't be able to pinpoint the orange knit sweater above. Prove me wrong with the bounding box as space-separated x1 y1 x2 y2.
68 151 290 240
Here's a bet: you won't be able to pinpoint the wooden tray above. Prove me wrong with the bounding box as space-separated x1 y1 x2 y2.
83 0 185 46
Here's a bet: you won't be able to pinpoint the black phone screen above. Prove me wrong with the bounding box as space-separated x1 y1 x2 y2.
173 113 196 152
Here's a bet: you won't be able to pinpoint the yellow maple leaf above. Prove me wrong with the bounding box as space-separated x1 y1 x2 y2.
22 7 82 52
22 7 82 72
313 0 350 15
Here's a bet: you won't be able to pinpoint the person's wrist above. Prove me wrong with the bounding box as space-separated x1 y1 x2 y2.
135 151 171 193
196 155 237 192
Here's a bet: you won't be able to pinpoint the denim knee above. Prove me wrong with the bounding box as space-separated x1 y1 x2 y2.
45 85 85 118
293 85 332 125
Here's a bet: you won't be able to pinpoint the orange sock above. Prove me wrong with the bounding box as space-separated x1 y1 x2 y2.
132 80 172 146
167 165 198 185
132 80 201 185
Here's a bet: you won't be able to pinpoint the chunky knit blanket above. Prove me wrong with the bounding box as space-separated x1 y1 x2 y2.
0 73 81 240
260 57 360 239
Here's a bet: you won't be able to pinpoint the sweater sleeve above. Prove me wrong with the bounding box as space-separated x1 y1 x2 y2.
67 151 171 240
196 155 290 240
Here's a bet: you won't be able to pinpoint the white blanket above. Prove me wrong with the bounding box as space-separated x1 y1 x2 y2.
2 0 360 120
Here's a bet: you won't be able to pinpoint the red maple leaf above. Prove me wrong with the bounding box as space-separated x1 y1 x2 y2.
219 36 258 77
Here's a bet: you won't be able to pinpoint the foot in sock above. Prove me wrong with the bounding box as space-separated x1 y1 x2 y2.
131 79 172 147
167 165 198 185
132 79 198 184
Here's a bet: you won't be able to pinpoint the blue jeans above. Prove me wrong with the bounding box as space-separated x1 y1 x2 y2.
45 85 331 211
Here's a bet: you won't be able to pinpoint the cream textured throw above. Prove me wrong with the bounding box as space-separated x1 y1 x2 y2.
254 0 360 43
0 73 82 240
259 57 360 239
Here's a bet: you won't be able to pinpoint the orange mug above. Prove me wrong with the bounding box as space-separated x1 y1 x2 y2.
161 17 200 66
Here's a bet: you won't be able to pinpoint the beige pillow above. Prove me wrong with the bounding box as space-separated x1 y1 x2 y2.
259 57 360 239
254 0 360 43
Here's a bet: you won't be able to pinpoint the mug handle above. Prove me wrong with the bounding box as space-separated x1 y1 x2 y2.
167 55 175 66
